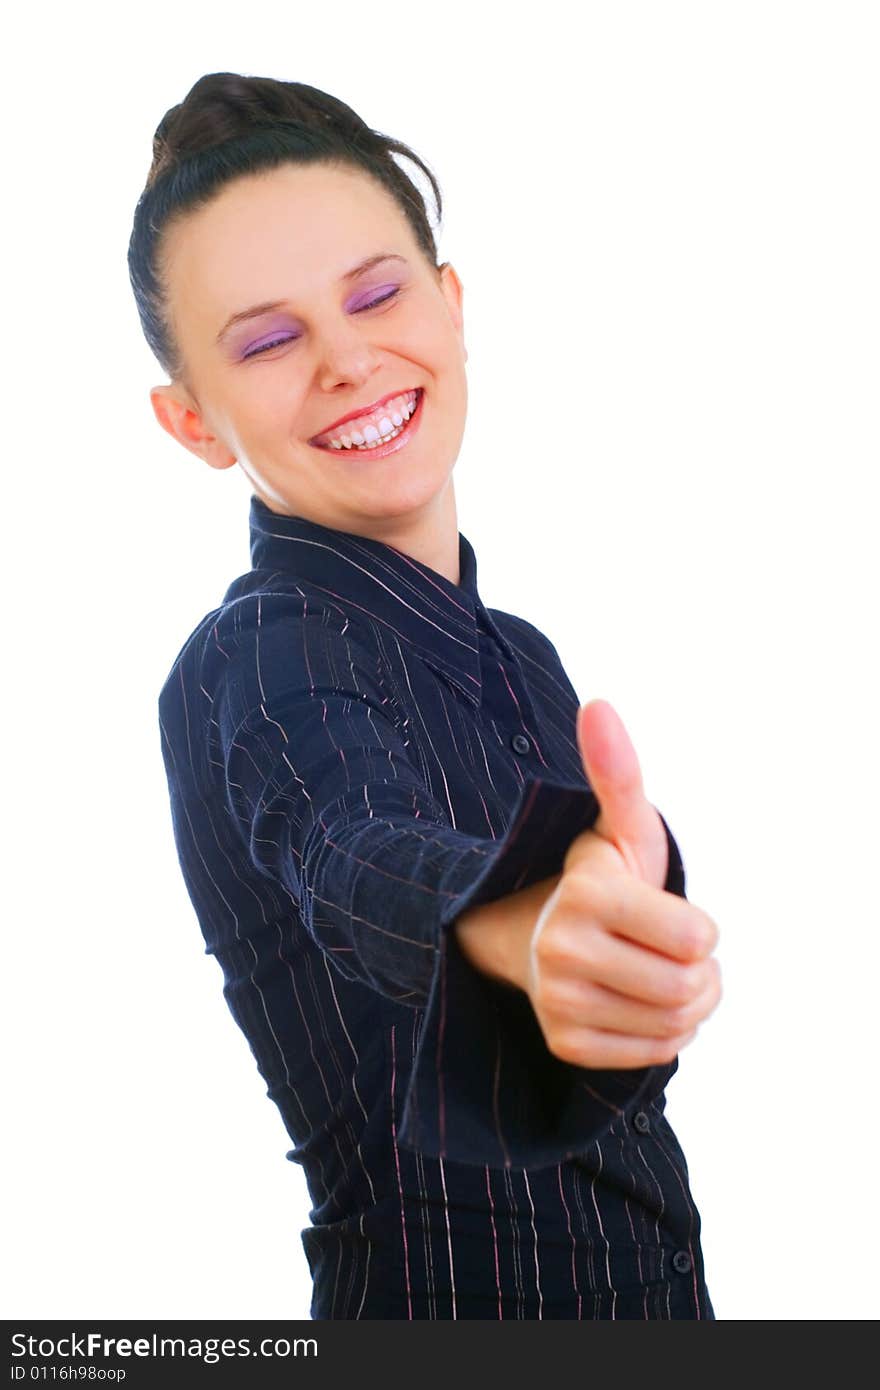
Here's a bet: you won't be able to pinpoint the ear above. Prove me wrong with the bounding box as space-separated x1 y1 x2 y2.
438 261 467 363
150 383 237 471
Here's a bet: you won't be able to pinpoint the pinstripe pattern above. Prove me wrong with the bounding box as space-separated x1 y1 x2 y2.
158 494 715 1319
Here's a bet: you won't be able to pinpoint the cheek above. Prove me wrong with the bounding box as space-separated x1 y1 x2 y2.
231 375 306 429
410 327 463 388
397 300 454 358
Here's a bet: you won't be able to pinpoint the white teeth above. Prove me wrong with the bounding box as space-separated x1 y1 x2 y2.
318 389 419 449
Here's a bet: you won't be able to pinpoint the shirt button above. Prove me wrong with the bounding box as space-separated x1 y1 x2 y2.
672 1250 693 1275
633 1110 651 1134
511 733 531 755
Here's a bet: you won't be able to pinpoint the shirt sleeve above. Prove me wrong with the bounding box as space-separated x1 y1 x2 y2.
215 598 688 1171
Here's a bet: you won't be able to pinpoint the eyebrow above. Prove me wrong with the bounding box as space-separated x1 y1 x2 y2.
215 252 409 344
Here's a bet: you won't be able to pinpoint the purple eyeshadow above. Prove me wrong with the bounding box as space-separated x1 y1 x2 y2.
346 282 400 312
239 320 299 359
235 283 402 360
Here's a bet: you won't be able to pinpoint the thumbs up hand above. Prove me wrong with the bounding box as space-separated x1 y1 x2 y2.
524 700 722 1070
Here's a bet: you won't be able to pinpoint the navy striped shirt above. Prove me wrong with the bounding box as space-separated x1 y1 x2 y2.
158 494 715 1319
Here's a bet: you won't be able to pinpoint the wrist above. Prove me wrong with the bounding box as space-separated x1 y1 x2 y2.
452 871 564 992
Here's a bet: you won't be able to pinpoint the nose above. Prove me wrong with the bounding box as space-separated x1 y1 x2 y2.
313 316 384 394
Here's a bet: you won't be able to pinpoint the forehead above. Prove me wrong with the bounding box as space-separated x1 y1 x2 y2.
161 162 414 326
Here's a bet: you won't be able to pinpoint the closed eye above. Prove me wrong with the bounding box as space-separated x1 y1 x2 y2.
357 285 401 312
241 286 402 360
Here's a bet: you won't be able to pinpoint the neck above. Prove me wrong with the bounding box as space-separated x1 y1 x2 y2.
253 481 462 586
341 482 461 586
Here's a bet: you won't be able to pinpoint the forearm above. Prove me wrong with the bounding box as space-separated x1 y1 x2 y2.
452 871 563 992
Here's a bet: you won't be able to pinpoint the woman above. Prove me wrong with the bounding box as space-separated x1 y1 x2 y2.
128 72 721 1319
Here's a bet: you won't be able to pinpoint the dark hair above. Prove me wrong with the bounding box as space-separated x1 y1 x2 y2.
128 72 444 385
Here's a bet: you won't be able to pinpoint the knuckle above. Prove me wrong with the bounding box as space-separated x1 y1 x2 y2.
691 960 709 991
567 870 624 928
546 1028 583 1066
544 919 602 976
670 970 695 1008
652 1038 680 1064
533 929 570 973
685 924 710 959
664 1007 691 1037
682 910 717 959
532 978 570 1022
557 873 600 917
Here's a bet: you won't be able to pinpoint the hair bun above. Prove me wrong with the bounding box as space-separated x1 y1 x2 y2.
147 74 375 185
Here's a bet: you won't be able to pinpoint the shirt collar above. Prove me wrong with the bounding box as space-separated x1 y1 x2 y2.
247 494 516 708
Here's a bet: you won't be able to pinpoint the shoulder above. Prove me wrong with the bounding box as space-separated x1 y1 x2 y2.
158 571 386 729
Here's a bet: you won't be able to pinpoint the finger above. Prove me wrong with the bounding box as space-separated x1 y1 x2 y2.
554 869 718 964
560 916 717 1009
576 699 668 887
546 967 721 1038
549 1025 698 1070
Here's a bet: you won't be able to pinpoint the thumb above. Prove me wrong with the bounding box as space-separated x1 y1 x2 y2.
576 698 669 889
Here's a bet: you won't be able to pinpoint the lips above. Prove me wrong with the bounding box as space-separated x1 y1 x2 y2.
311 385 425 461
309 388 420 443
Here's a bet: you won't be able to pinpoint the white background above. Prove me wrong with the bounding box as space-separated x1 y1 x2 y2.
3 0 878 1322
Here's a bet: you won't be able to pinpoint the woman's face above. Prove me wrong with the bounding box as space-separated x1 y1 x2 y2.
151 161 468 535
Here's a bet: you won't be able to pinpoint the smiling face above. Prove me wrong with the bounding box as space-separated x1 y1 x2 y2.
150 160 468 548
